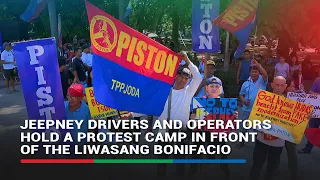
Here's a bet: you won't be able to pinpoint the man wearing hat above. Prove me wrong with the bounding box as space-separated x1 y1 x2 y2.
156 51 202 178
1 42 18 93
195 59 224 97
65 83 91 143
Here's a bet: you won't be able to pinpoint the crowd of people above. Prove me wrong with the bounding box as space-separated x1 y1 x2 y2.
1 34 320 180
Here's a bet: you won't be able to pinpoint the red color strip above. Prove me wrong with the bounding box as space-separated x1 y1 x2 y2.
20 159 94 164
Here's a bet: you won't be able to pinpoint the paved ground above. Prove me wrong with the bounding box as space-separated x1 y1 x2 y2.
0 80 319 180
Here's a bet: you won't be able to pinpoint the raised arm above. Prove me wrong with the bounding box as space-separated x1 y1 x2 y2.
180 52 202 96
253 59 268 83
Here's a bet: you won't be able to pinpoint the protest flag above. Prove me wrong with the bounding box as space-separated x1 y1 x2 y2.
192 0 220 53
20 0 48 22
212 0 260 59
85 1 181 116
13 38 66 137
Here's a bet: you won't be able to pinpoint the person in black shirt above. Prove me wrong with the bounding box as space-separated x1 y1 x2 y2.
72 48 87 85
58 56 69 100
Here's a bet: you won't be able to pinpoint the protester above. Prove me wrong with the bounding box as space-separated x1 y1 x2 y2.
189 77 232 179
156 51 202 178
67 46 75 65
198 54 205 74
58 56 69 99
250 76 287 180
289 55 301 78
1 42 18 94
255 54 263 64
265 50 280 88
195 59 224 97
237 59 268 148
237 50 252 89
72 48 87 85
81 45 92 69
274 54 290 79
82 70 92 104
283 79 299 180
291 70 305 93
65 84 91 144
299 76 320 154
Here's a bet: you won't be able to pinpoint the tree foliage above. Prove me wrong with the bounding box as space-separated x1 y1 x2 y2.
0 0 319 51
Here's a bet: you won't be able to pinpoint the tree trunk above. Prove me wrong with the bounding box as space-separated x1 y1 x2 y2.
48 0 58 46
150 6 165 32
171 7 179 51
118 0 130 22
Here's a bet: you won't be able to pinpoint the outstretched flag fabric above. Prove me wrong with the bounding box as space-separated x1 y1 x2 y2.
213 0 259 59
85 1 181 116
20 0 48 22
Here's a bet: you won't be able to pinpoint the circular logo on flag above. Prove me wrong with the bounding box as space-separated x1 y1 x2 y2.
90 15 117 53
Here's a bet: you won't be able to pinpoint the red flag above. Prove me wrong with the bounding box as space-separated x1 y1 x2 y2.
305 128 320 148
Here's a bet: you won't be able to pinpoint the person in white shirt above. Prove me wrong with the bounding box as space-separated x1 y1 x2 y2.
1 42 18 94
81 45 92 68
250 76 287 180
274 54 290 79
156 51 202 178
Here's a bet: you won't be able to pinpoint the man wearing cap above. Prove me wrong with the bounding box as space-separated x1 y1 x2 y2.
65 83 91 143
1 42 18 93
156 51 202 178
195 59 224 97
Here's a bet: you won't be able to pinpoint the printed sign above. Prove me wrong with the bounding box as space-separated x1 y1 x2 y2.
249 90 313 144
287 92 320 118
85 87 127 119
192 0 220 53
192 97 238 133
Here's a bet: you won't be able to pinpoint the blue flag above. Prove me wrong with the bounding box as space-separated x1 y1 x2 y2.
20 0 48 22
13 38 66 122
192 0 220 53
86 2 181 116
213 0 260 59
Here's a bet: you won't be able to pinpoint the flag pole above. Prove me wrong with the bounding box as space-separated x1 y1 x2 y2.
48 0 58 47
252 0 261 61
252 26 258 61
204 53 208 95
